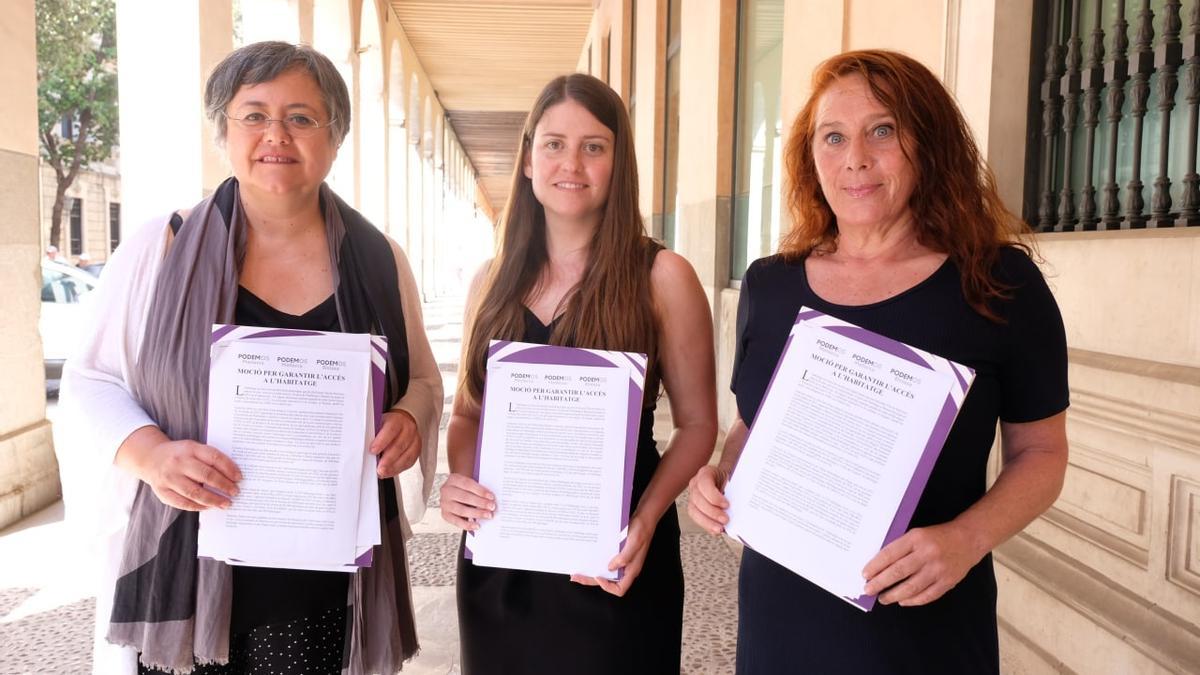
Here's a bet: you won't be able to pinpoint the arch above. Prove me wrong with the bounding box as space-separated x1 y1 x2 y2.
356 0 387 228
422 96 434 161
387 41 406 127
408 74 421 146
420 94 436 294
433 113 444 169
386 40 409 245
311 0 357 201
406 73 426 292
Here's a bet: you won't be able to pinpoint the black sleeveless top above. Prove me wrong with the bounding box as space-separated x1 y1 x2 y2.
228 286 349 634
455 241 684 675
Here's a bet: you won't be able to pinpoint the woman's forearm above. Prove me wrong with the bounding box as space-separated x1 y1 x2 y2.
951 446 1066 561
949 413 1068 560
114 424 169 480
634 419 717 525
446 413 479 476
715 418 749 478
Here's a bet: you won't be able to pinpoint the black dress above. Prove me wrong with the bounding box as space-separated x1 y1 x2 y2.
456 308 685 675
730 249 1068 675
139 287 350 675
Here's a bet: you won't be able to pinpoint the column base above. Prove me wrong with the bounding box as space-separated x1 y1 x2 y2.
0 421 60 529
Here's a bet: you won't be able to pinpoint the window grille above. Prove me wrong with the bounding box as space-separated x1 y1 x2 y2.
1028 0 1200 231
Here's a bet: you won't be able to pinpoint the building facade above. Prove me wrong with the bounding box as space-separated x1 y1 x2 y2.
40 160 122 265
580 0 1200 671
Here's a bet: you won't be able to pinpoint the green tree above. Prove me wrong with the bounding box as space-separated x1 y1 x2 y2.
36 0 118 252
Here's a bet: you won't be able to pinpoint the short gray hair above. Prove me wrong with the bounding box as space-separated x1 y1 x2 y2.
204 41 351 145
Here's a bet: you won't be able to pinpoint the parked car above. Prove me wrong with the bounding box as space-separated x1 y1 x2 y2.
40 259 98 396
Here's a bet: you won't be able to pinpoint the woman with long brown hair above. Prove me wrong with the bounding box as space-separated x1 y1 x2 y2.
688 50 1069 673
438 73 717 673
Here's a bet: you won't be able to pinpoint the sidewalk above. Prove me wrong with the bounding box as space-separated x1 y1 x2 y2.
0 296 740 674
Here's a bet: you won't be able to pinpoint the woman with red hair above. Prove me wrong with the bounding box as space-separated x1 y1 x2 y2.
688 50 1069 673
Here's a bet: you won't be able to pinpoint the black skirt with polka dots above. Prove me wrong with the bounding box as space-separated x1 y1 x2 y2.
137 605 347 675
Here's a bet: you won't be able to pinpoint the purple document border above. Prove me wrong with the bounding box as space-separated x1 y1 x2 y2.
466 340 646 578
209 324 387 569
732 309 974 611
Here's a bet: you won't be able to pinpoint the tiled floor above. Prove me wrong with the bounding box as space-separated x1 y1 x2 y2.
0 296 741 675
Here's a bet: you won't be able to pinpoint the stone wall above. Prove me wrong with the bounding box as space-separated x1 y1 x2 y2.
0 0 60 529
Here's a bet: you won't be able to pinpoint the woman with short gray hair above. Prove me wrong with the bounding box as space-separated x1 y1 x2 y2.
203 41 353 146
62 41 441 674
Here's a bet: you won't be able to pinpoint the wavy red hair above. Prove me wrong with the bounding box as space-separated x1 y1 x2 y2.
782 49 1031 321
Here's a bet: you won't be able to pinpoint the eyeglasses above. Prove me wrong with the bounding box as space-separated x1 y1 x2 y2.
222 111 336 137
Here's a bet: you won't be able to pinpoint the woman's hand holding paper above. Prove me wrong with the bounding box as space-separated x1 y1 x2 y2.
862 521 982 606
118 426 242 512
370 409 421 478
570 512 653 597
439 473 496 531
686 465 731 535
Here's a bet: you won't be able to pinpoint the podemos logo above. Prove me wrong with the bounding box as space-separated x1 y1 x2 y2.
889 368 921 385
816 338 844 355
851 354 880 370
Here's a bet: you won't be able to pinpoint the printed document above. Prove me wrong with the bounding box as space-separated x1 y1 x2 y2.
724 308 974 610
466 341 646 579
199 326 384 571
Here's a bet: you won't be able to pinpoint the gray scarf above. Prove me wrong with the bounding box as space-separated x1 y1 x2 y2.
108 177 418 673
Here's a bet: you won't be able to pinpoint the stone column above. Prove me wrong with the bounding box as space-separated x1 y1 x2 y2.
115 0 232 233
240 0 303 45
673 0 738 427
0 0 59 528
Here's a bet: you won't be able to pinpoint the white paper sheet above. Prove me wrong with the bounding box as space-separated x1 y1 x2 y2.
199 330 379 571
466 341 645 580
724 307 974 610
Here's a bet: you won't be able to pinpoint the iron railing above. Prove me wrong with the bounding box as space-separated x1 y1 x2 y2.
1028 0 1200 231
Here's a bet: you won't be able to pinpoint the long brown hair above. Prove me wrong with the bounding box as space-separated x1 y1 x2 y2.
782 49 1030 321
460 73 657 404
